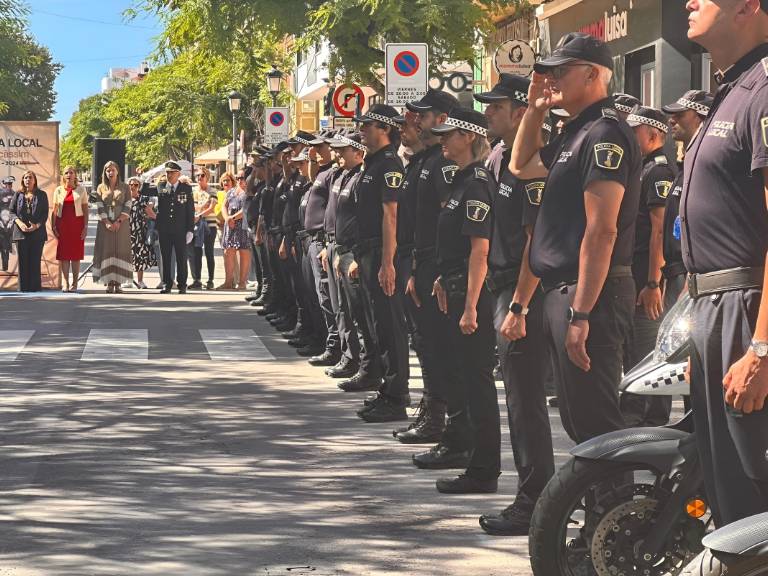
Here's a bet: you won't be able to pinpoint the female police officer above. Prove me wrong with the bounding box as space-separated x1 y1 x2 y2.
430 108 501 494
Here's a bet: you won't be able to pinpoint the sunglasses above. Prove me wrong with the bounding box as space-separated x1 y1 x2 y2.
546 63 593 80
236 176 246 180
129 183 140 187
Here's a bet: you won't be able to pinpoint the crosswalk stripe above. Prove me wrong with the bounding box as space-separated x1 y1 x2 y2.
81 329 149 362
1 330 35 361
199 329 275 360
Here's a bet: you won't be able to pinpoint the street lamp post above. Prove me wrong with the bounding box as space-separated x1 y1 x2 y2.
266 66 283 107
228 90 243 175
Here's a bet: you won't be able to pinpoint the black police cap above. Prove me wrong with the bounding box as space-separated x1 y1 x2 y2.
2 175 16 185
405 88 460 114
613 93 641 114
329 132 366 152
662 90 713 117
288 131 316 146
534 32 613 74
626 106 669 134
431 107 488 137
164 161 182 172
474 73 530 106
354 104 401 129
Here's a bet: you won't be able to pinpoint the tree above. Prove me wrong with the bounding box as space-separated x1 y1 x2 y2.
60 94 114 171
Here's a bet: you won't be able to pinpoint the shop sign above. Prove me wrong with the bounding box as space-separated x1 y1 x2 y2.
578 6 630 43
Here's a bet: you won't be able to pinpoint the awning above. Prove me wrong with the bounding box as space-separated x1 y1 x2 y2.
194 145 230 163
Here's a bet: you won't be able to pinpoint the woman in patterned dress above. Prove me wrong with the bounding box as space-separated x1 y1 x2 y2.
92 161 133 293
128 176 156 289
218 170 251 290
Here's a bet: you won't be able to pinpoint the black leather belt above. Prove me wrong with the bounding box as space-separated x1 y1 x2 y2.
688 267 764 299
485 267 520 294
413 246 436 264
335 244 352 256
541 265 632 293
326 232 335 243
308 229 326 243
662 261 686 279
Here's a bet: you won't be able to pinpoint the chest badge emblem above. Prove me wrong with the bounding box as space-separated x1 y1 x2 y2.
442 165 457 184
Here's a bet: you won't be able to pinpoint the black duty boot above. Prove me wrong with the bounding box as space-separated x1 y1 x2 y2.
338 372 382 392
326 357 359 378
412 443 471 470
479 492 536 536
436 474 498 494
309 350 341 367
396 397 446 444
359 395 408 423
393 396 426 437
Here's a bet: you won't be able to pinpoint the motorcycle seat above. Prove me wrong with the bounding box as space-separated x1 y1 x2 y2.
703 512 768 556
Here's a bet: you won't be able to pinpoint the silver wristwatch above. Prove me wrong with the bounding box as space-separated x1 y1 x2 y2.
751 340 768 358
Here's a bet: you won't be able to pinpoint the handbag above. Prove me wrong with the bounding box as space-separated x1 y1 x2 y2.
11 221 25 243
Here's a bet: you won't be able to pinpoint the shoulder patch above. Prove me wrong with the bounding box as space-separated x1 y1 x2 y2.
762 57 768 77
654 155 668 165
474 167 489 181
602 108 619 121
525 181 545 206
384 171 404 189
655 180 673 199
466 200 490 223
442 165 458 184
593 142 624 170
761 117 768 147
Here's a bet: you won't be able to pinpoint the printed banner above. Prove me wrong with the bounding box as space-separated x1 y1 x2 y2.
0 121 61 290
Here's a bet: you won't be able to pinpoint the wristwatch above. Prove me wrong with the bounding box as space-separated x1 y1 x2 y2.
509 302 529 316
646 280 661 289
567 307 590 324
751 340 768 358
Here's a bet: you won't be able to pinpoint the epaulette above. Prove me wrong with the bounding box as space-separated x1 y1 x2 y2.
384 150 395 159
654 155 668 165
601 108 619 121
474 167 488 181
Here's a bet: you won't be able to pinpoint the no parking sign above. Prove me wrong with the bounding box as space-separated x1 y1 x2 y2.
385 43 428 106
264 107 289 146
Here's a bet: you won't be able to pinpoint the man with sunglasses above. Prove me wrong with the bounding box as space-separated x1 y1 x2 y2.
509 32 641 445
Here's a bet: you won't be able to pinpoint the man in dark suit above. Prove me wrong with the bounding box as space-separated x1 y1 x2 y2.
157 161 194 294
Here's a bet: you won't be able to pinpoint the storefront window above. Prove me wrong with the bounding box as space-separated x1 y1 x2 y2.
641 64 656 107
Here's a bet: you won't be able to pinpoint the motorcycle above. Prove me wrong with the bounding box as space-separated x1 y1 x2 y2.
530 293 709 576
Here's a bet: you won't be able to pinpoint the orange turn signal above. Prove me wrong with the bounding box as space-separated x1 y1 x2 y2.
686 498 707 519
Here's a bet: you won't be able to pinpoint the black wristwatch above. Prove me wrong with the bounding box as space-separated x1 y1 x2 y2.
646 280 660 290
509 302 529 316
567 307 590 324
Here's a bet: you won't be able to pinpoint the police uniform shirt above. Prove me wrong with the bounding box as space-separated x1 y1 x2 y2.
157 180 195 234
259 174 279 229
530 98 641 284
301 163 334 233
335 165 364 249
396 148 428 249
662 170 684 268
283 174 310 238
414 144 459 250
354 144 403 241
488 148 546 272
632 149 675 288
681 44 768 274
324 167 346 236
436 162 493 276
270 173 293 232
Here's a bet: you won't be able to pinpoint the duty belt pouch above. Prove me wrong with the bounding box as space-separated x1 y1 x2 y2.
443 271 468 301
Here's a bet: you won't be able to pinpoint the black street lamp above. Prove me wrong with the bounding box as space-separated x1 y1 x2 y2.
228 90 244 174
266 66 283 107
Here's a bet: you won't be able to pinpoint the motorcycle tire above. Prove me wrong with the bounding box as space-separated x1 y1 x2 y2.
529 457 642 576
681 550 768 576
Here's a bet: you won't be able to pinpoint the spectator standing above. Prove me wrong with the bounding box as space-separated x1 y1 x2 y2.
128 176 157 289
51 166 89 292
11 170 48 292
92 161 133 293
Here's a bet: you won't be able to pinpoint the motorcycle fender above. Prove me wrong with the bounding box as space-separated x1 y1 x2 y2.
571 426 693 472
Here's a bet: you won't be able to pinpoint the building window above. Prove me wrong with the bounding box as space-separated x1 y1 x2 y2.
641 64 655 107
702 53 712 93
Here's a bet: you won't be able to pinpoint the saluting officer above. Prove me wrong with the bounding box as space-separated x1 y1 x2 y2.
660 90 712 310
680 0 768 526
352 104 410 423
429 108 500 494
157 161 194 294
474 74 554 535
510 32 641 444
621 106 677 427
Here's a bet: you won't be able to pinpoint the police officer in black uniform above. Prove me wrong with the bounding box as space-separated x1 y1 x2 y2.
660 90 712 311
613 93 641 121
429 108 500 494
352 104 410 422
329 133 383 390
255 149 282 311
621 106 677 427
157 161 195 294
511 32 640 444
474 74 555 535
679 0 768 527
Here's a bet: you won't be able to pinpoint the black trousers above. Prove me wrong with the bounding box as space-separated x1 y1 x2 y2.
298 236 326 346
307 238 339 353
286 236 313 334
543 275 634 444
17 235 44 292
268 233 295 317
188 223 217 282
444 283 500 480
327 242 360 363
492 284 554 500
358 247 409 399
690 288 768 526
159 231 189 288
255 239 271 288
338 250 380 377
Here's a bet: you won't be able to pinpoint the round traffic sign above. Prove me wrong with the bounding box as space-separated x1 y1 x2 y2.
269 111 285 127
393 51 420 77
333 84 365 118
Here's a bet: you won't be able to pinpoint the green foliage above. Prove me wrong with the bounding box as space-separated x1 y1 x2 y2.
60 94 114 171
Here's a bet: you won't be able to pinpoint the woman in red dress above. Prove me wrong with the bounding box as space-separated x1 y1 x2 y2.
51 166 89 291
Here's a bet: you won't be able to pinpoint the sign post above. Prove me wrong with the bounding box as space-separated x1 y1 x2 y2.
385 43 429 106
332 84 365 118
264 107 289 146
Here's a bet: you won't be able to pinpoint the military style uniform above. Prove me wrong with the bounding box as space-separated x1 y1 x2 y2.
435 161 500 481
662 170 686 311
530 98 640 444
681 44 768 525
353 143 410 403
270 171 297 322
157 178 194 289
486 144 554 504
